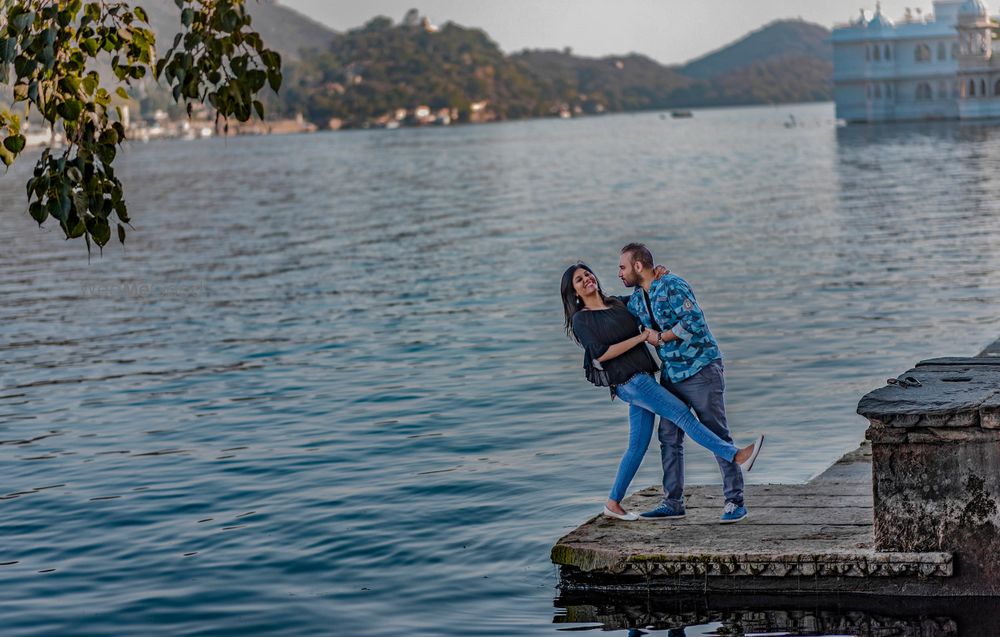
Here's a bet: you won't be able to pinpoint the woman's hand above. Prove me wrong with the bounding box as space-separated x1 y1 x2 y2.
597 328 659 363
643 328 660 345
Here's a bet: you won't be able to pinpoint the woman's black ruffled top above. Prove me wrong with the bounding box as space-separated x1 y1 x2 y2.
571 302 657 390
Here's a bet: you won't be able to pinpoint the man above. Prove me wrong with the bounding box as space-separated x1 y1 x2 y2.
618 242 748 523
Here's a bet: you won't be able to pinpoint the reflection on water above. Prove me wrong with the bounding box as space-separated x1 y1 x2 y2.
2 103 1000 635
555 591 999 636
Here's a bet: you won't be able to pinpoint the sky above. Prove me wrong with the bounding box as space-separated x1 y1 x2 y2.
280 0 923 65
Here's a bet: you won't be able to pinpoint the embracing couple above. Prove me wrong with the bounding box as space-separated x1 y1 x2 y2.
560 243 763 523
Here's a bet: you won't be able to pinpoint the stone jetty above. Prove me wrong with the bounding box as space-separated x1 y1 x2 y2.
552 339 1000 597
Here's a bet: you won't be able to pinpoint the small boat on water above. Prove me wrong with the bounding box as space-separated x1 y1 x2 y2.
671 110 693 119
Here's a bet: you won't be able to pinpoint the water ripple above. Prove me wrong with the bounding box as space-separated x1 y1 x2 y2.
2 104 999 635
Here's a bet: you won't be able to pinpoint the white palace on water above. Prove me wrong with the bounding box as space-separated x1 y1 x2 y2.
833 0 1000 122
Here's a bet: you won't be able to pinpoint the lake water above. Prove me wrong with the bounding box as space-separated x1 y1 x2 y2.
3 102 1000 635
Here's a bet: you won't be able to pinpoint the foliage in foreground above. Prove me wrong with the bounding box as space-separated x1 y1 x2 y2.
0 0 282 252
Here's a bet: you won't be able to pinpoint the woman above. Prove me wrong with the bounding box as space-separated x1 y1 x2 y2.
561 262 762 521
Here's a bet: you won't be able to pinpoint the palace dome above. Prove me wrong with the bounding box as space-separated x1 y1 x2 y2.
959 0 989 17
867 7 894 29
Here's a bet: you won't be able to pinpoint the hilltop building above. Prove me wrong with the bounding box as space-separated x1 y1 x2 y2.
832 0 1000 122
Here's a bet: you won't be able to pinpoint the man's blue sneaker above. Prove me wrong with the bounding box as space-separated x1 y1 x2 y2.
720 502 747 524
639 502 686 520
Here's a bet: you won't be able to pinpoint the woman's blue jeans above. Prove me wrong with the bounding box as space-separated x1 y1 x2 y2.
608 372 739 503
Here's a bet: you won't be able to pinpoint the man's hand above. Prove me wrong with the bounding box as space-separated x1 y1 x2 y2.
652 265 669 279
644 329 661 345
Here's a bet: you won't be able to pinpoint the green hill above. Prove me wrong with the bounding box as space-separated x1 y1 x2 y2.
275 15 834 127
279 16 552 126
679 19 832 80
512 20 833 113
511 50 693 112
140 0 336 61
668 54 832 107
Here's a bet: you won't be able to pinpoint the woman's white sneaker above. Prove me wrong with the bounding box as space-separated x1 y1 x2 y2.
740 434 764 473
602 506 639 521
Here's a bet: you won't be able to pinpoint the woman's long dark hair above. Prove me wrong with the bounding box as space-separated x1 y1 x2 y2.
560 262 620 342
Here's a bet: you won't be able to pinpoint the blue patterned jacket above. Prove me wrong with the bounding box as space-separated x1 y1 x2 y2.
626 273 721 383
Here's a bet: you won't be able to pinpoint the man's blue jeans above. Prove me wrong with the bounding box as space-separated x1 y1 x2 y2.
659 359 744 508
608 372 738 503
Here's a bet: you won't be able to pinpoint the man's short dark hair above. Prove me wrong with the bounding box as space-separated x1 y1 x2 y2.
621 242 654 269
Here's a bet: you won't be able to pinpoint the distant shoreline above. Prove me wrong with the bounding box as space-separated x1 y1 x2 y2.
133 99 838 144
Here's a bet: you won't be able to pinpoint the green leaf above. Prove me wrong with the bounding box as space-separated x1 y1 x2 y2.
40 45 56 68
99 128 119 145
47 196 66 222
115 87 129 100
59 76 81 95
3 134 25 153
0 38 16 64
134 6 148 23
221 10 239 31
57 99 84 121
81 38 99 57
253 100 264 120
66 215 86 239
83 3 100 24
14 56 37 77
118 222 126 244
96 143 116 164
82 74 98 95
11 12 34 34
28 201 47 225
267 69 282 92
181 8 194 27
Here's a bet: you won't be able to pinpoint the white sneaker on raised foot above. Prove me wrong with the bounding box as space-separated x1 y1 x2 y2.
740 434 764 473
602 506 639 521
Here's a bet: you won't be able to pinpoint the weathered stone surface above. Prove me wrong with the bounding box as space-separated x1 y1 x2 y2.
869 427 1000 445
859 347 1000 596
918 356 1000 367
870 436 1000 595
978 392 1000 429
858 363 1000 429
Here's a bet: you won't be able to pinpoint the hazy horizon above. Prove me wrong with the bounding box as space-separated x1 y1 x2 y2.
280 0 923 65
